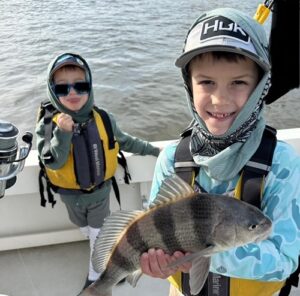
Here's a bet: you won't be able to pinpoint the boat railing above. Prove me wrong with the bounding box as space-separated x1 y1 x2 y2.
0 130 299 251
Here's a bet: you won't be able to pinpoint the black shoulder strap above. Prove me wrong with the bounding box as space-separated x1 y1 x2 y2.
93 106 132 184
241 125 277 208
174 127 199 185
38 160 57 208
93 106 115 149
279 257 300 296
111 176 121 210
175 127 204 296
39 100 57 164
117 151 132 185
37 100 57 120
239 125 300 296
176 126 228 295
37 101 58 208
93 106 132 209
175 125 277 196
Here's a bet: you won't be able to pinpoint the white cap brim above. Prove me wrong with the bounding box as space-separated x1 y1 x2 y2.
175 16 270 71
50 55 87 78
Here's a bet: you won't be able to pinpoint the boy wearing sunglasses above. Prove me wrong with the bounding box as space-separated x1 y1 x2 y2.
35 52 160 293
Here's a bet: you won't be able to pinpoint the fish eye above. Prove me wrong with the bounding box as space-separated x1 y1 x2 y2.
248 224 258 231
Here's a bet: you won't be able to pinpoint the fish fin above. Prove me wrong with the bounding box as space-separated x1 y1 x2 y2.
166 245 215 269
126 269 143 287
149 175 194 209
92 210 144 274
189 256 211 295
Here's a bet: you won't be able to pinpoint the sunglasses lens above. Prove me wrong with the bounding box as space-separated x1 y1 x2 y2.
53 82 90 96
74 82 90 94
54 84 69 96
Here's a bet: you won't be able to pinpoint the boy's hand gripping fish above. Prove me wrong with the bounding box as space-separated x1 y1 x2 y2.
80 175 272 296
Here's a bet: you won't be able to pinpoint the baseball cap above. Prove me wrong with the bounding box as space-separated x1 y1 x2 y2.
175 14 270 72
50 53 90 80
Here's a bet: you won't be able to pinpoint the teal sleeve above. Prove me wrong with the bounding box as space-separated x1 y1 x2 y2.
149 140 300 282
35 119 73 169
148 142 177 204
210 141 300 281
108 112 160 157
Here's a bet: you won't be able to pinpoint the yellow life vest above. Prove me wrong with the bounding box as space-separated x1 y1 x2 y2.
45 109 119 191
170 126 287 296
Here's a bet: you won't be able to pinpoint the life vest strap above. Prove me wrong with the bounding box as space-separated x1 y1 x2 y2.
55 181 105 195
174 127 199 186
241 125 277 208
279 257 300 296
41 102 56 164
38 160 56 208
117 151 132 184
93 106 115 150
111 176 121 209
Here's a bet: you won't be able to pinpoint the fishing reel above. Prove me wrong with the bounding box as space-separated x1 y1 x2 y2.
0 120 33 198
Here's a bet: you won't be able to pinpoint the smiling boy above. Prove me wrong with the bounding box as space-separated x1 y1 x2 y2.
189 53 259 136
140 8 300 296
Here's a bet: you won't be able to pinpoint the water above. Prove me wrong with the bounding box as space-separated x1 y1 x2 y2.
0 0 299 144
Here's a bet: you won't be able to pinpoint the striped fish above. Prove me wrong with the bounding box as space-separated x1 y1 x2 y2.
80 175 272 296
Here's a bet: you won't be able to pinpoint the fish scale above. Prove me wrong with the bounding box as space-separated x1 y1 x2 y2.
81 175 272 296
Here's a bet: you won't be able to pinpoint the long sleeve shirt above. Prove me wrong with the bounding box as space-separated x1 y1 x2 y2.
149 140 300 281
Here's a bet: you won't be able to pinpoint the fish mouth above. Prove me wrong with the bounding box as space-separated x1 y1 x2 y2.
254 219 272 242
254 233 269 243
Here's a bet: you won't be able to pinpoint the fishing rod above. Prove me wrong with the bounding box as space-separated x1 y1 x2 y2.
254 0 275 24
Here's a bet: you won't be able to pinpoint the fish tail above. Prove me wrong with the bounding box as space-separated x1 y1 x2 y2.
78 285 112 296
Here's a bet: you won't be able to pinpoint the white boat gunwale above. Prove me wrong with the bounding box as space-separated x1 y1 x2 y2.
0 129 300 251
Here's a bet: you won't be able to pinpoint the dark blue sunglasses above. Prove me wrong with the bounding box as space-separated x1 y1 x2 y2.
53 82 90 97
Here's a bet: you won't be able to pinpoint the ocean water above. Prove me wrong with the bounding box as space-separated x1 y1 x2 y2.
0 0 299 144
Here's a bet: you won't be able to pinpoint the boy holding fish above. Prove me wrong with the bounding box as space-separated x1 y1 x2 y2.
35 52 160 293
140 7 300 296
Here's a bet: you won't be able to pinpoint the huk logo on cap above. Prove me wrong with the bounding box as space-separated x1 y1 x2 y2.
200 16 250 43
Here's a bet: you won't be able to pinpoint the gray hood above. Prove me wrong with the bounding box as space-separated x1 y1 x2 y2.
47 52 94 123
176 8 271 136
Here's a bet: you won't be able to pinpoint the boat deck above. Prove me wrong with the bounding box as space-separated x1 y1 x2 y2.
0 241 299 296
0 241 170 296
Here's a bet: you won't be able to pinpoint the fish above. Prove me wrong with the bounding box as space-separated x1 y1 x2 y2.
79 175 272 296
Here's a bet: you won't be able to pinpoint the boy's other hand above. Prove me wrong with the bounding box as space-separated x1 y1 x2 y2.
57 113 74 132
140 249 192 279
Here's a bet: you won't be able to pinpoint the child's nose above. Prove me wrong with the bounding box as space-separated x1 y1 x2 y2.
69 86 77 95
211 87 229 104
